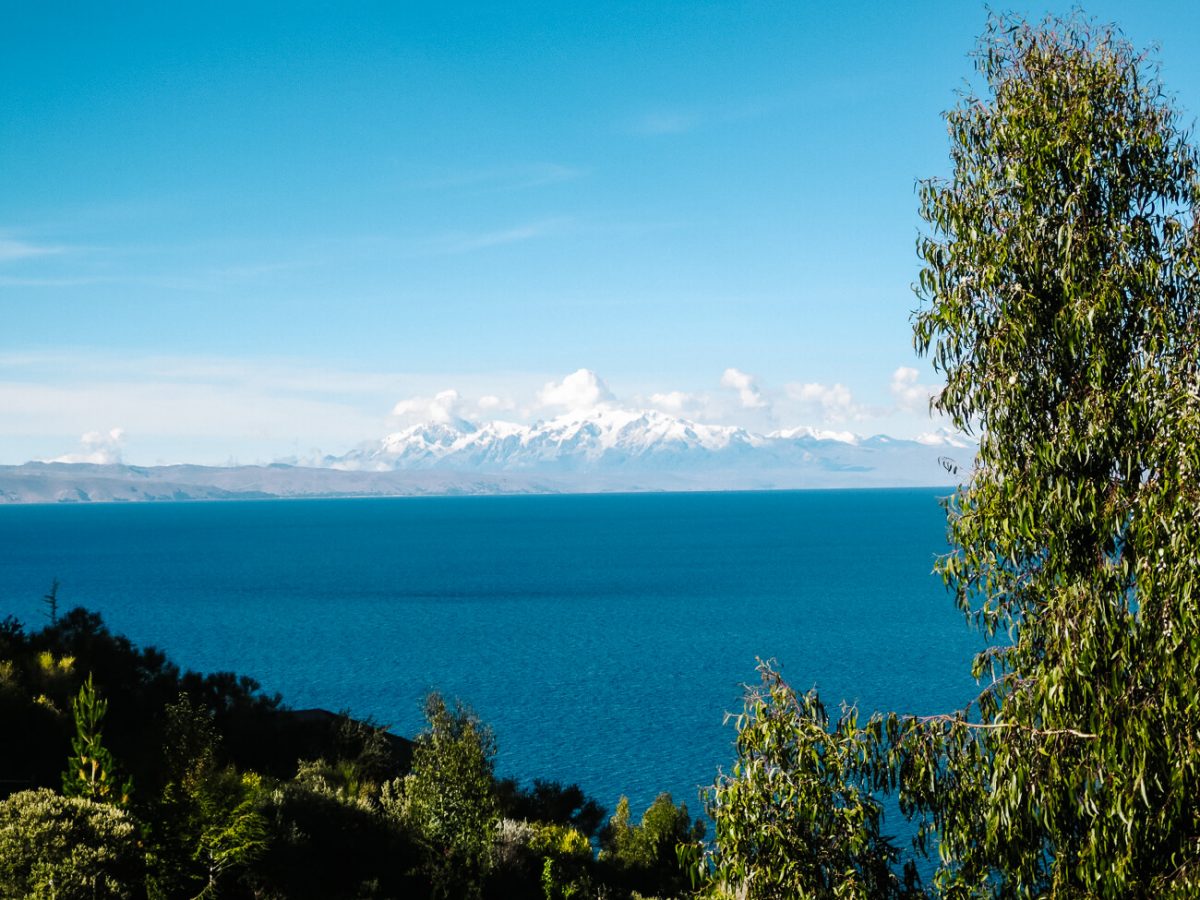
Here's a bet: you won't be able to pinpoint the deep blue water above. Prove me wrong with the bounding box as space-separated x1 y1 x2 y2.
0 489 983 822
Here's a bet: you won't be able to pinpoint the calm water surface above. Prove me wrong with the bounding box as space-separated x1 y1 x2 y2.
0 489 983 819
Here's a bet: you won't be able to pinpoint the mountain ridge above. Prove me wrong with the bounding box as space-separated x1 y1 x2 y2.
1 409 972 503
328 406 971 478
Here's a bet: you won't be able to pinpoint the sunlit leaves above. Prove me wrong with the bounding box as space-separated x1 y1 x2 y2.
909 10 1200 897
710 13 1200 898
381 693 499 900
706 661 919 899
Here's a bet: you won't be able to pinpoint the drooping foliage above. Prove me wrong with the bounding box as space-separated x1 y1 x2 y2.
706 12 1200 899
707 662 918 899
908 11 1200 896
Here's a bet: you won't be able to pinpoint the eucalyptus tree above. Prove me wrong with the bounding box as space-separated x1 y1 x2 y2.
908 11 1200 896
709 12 1200 898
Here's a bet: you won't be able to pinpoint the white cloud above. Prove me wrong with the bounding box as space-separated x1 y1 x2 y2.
477 394 514 412
648 390 699 414
537 369 614 412
720 368 768 409
49 428 125 464
890 367 939 413
392 389 467 425
1 347 964 466
784 381 865 423
915 427 972 449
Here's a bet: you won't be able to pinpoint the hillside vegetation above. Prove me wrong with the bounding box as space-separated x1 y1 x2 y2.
0 605 705 899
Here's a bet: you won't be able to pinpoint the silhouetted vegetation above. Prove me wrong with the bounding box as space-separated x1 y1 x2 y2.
0 605 682 899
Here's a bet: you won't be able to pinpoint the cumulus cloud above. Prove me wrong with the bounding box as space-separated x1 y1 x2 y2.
537 369 614 412
49 428 125 464
648 390 701 415
392 389 468 425
890 367 939 413
477 394 514 412
784 382 865 423
720 368 767 409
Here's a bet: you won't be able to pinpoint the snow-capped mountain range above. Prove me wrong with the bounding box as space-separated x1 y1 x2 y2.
0 410 971 503
327 407 972 490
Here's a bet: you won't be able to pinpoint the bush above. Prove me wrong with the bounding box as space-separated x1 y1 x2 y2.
381 693 498 900
600 793 704 898
0 787 144 899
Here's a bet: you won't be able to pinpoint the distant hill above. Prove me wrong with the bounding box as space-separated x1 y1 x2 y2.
0 462 562 504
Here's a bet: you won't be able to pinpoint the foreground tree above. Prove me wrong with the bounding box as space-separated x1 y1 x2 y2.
149 694 268 899
909 11 1200 896
707 663 917 899
708 12 1200 898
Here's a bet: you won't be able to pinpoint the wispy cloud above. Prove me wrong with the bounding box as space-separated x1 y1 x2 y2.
627 93 796 137
405 163 588 193
631 111 700 135
0 275 110 287
0 351 412 398
0 237 66 262
0 379 385 460
420 218 571 255
0 239 323 292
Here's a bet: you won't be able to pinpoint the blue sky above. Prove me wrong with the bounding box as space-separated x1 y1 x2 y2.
4 2 1200 465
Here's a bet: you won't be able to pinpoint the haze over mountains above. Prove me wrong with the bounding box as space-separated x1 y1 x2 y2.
1 406 971 503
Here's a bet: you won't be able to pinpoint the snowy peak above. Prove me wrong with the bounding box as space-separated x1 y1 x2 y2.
767 425 859 444
914 427 974 449
330 408 973 487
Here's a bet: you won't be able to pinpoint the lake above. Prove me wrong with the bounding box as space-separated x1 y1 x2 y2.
0 488 983 821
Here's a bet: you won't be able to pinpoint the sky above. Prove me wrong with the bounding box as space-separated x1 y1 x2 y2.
4 1 1200 466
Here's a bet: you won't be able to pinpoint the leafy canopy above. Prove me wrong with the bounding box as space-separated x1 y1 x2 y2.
708 11 1200 899
909 11 1200 896
707 662 918 899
